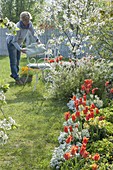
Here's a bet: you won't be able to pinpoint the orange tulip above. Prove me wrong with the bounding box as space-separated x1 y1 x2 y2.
71 113 76 121
82 137 89 144
69 126 73 132
64 126 68 133
105 81 109 87
66 135 73 144
82 150 89 158
110 88 113 94
76 111 80 117
70 145 78 155
92 163 98 170
64 152 71 160
71 95 76 101
92 153 100 161
64 111 70 121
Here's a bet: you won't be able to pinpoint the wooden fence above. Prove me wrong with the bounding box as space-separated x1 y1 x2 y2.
0 28 8 56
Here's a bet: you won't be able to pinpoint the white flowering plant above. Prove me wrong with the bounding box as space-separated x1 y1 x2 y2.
50 79 107 170
0 17 19 35
0 116 17 145
0 82 17 145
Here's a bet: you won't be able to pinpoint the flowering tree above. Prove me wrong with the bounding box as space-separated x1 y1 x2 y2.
34 0 113 59
35 0 101 58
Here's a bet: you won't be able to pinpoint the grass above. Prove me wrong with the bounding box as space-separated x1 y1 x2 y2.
0 55 68 170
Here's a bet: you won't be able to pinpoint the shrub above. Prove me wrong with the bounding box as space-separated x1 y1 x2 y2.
100 106 113 123
48 56 113 106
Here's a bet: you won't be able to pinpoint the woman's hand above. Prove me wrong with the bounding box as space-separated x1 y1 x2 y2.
21 48 27 53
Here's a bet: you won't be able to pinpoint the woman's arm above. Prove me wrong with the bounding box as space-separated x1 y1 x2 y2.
29 21 40 43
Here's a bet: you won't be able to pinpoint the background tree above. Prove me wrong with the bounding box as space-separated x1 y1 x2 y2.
34 0 101 58
1 0 44 23
89 0 113 58
1 0 112 58
35 0 113 59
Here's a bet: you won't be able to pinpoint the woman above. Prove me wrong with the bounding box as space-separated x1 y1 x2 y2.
6 11 40 85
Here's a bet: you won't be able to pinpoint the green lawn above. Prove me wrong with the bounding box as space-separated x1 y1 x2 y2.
0 55 68 170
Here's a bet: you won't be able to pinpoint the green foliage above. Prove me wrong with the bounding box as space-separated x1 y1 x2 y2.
61 157 88 170
0 83 9 93
48 57 113 106
105 121 113 135
101 106 113 123
89 138 113 160
89 2 113 58
1 0 45 23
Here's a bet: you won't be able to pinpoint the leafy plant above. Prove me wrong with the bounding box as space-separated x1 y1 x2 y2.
50 80 109 170
48 56 113 106
89 2 113 58
20 66 35 76
0 83 9 93
101 106 113 123
0 17 19 34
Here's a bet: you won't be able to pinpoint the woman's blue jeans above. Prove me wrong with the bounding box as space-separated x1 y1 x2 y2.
7 42 21 80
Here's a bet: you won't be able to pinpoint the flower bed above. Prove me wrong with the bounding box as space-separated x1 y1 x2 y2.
50 79 113 170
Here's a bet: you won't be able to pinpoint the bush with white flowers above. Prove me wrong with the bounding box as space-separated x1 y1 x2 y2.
0 83 17 145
